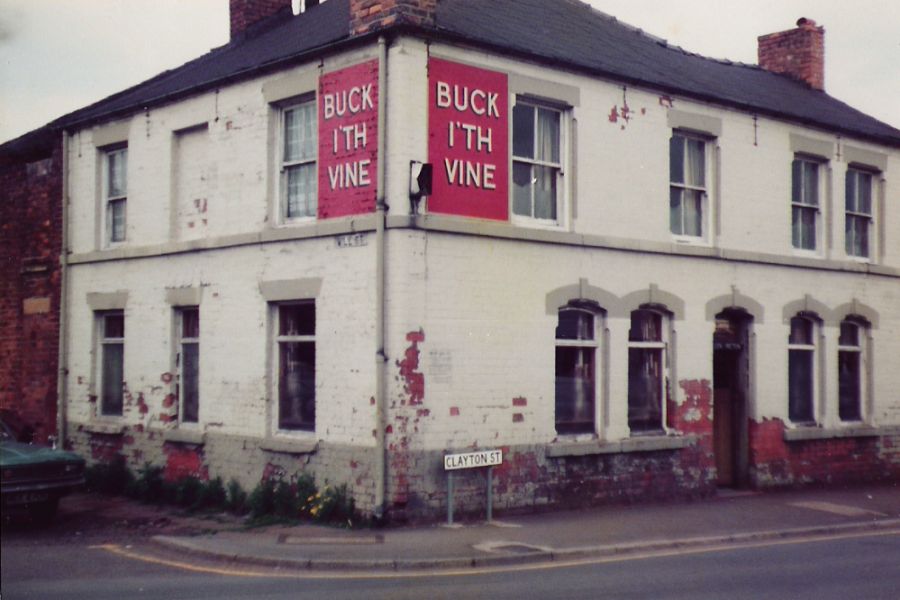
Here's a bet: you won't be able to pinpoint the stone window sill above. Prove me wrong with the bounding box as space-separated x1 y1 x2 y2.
783 424 899 442
260 437 318 455
83 422 126 435
547 435 696 458
163 429 206 445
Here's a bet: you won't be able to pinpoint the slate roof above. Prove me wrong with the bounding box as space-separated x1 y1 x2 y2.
437 0 900 147
4 0 899 156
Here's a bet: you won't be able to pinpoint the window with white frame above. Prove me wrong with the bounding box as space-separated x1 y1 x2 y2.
791 157 822 251
98 311 125 416
280 99 317 220
555 306 599 435
838 318 866 422
274 302 316 431
627 309 667 433
669 132 709 238
176 307 200 424
787 315 817 423
512 98 563 223
845 167 874 259
105 147 127 243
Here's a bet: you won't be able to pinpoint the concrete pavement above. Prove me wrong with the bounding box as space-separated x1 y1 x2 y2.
152 484 900 571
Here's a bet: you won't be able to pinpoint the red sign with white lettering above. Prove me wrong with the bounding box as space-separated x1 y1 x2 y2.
318 60 379 219
428 58 508 220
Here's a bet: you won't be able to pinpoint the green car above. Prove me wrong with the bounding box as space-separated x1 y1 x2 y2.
1 419 86 521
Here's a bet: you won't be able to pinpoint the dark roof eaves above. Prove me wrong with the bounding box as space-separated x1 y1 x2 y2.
0 125 59 163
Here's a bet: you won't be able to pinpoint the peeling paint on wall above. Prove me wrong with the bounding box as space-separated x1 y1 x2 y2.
160 393 178 424
137 392 149 415
387 329 431 519
88 432 124 462
397 330 425 406
673 379 713 435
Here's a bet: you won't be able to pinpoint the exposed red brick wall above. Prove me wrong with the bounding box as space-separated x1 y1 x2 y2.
456 380 718 517
489 442 715 514
229 0 291 39
749 417 899 486
164 443 209 482
350 0 436 35
758 18 825 90
0 137 63 444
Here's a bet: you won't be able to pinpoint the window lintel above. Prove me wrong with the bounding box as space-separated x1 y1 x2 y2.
789 133 833 159
666 110 721 137
92 121 130 149
843 145 887 172
509 72 579 107
87 291 128 311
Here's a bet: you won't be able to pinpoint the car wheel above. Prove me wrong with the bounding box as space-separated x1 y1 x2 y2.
28 497 59 523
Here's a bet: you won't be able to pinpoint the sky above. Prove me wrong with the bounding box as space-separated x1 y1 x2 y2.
1 0 898 145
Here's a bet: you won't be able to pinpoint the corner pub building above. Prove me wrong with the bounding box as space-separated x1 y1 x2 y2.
2 0 898 521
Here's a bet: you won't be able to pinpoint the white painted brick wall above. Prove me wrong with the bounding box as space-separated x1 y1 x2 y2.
386 231 900 452
65 236 377 446
415 42 899 269
64 36 899 483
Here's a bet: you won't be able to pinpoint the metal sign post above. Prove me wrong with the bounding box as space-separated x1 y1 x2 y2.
486 466 493 522
443 449 502 526
447 471 455 526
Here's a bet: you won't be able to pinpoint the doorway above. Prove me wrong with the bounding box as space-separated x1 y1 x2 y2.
712 310 751 488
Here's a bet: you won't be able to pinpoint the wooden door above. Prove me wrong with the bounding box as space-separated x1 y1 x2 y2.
713 388 734 486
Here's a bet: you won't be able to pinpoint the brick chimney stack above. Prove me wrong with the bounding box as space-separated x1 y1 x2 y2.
758 17 825 90
350 0 437 36
230 0 291 40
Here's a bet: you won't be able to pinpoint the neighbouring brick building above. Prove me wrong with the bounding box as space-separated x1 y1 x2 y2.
2 0 898 521
1 129 63 445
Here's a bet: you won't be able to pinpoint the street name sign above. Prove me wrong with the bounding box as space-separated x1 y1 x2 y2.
443 449 502 471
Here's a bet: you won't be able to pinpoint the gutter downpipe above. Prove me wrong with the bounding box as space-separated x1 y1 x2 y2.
56 129 70 449
373 35 388 521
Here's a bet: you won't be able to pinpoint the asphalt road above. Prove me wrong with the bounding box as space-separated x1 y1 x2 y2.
3 528 898 599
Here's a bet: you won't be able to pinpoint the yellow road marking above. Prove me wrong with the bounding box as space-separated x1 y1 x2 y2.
93 528 900 581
